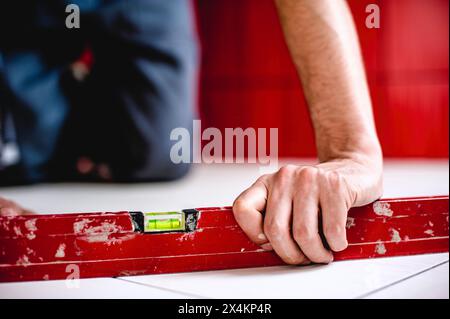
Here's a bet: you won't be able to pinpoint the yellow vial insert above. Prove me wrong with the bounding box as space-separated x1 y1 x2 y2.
144 212 185 232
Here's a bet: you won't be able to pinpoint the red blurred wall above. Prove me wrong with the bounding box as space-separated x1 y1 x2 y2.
196 0 449 158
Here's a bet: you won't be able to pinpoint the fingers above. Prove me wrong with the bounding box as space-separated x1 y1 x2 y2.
292 168 333 264
0 197 33 216
234 164 352 265
319 171 349 252
264 166 309 265
233 177 270 247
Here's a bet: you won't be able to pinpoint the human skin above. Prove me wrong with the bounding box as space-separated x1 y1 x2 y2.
232 0 383 264
0 197 32 216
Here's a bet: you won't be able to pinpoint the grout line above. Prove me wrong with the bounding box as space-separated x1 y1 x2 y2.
114 277 208 299
356 259 450 299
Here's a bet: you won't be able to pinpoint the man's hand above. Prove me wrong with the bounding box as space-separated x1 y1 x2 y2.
233 0 384 265
0 197 33 216
233 157 382 265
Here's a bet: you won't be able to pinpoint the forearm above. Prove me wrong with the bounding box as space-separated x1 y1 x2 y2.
274 0 382 165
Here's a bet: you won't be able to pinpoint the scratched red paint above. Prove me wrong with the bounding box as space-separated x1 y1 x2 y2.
0 196 448 282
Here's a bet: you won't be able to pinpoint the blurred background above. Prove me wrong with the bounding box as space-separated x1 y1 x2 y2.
195 0 449 158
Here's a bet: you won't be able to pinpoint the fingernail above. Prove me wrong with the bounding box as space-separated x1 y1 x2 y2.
257 233 267 241
261 243 273 251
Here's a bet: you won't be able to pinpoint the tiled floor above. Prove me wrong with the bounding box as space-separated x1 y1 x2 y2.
0 159 448 298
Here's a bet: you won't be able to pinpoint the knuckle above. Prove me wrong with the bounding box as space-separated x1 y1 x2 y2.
282 164 297 172
277 165 297 181
232 198 250 217
293 224 315 244
256 173 270 184
296 166 318 183
326 171 343 188
264 219 286 239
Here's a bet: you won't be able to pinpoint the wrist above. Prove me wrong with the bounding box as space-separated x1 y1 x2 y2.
318 135 383 169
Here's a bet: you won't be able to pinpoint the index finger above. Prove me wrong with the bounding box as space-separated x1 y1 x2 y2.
232 177 270 246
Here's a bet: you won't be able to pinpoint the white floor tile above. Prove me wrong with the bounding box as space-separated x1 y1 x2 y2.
364 261 449 299
0 277 192 299
121 253 449 299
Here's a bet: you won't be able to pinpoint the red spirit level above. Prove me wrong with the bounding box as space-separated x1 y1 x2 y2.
0 196 448 282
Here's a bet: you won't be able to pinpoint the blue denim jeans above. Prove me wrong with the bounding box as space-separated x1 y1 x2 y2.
0 0 198 185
